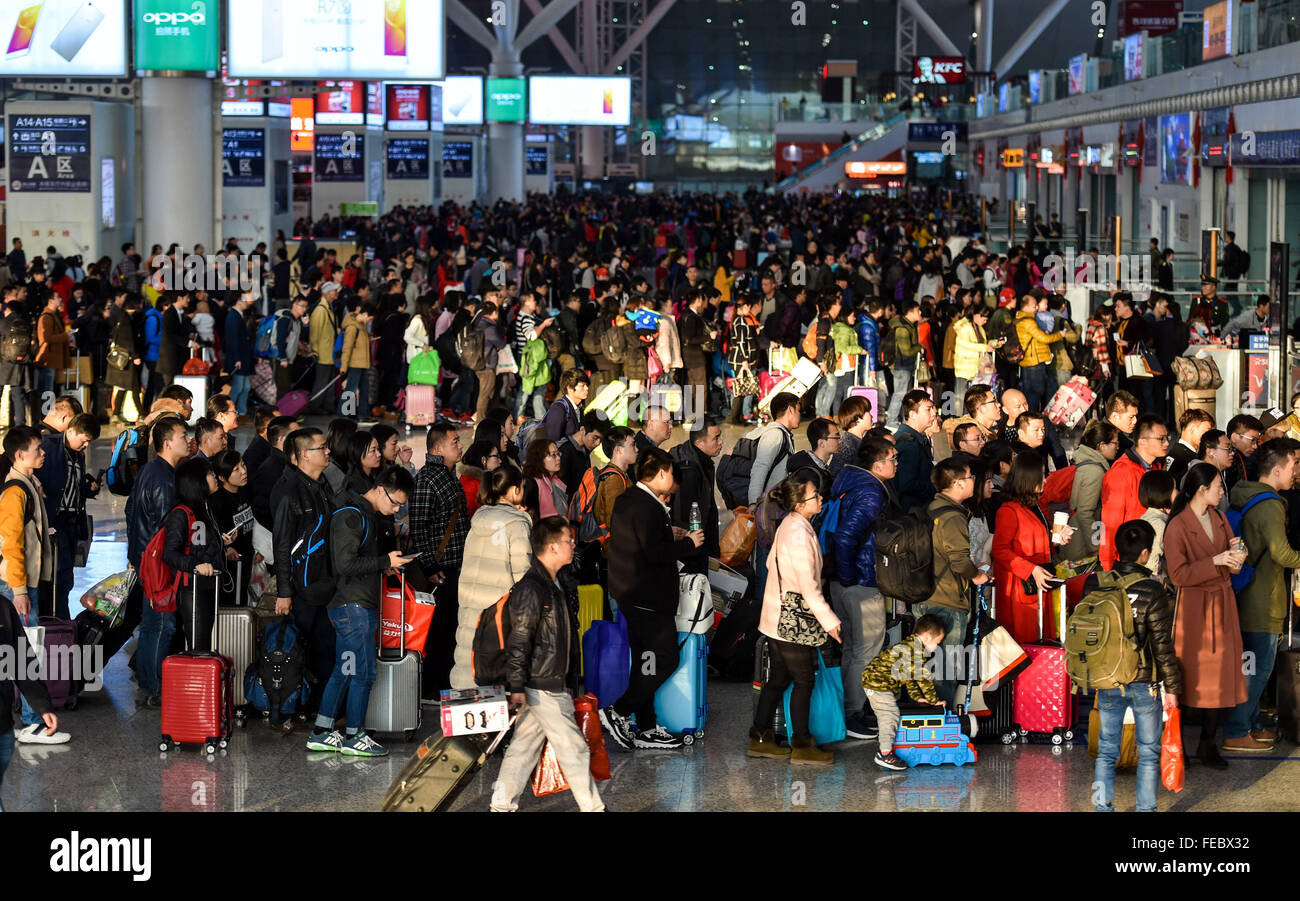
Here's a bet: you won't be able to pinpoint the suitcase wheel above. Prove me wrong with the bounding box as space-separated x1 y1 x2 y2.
206 743 217 755
683 733 694 746
1063 729 1075 742
1051 733 1063 746
159 740 170 753
1000 731 1016 745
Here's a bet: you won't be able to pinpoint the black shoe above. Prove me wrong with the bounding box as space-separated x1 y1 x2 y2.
1197 742 1229 770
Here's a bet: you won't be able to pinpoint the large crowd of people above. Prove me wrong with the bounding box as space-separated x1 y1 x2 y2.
0 189 1295 815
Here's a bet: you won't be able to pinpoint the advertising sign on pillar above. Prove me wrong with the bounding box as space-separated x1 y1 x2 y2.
135 0 219 73
1201 229 1220 281
1270 242 1289 350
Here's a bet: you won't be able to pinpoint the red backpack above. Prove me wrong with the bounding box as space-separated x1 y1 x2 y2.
140 505 195 613
1038 461 1104 519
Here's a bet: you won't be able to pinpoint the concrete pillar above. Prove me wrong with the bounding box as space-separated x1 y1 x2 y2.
141 77 215 252
488 52 525 202
580 125 603 181
974 0 994 74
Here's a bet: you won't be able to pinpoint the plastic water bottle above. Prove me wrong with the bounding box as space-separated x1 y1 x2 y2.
689 502 702 532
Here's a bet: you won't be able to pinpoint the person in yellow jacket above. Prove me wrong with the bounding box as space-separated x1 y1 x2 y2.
338 299 375 418
1013 293 1064 413
307 282 342 414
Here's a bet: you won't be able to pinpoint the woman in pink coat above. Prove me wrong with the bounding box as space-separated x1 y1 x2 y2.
1163 462 1248 769
751 471 842 766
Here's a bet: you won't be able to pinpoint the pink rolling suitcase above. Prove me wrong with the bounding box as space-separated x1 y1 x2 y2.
1010 585 1076 745
847 385 879 421
1044 376 1097 430
405 383 437 429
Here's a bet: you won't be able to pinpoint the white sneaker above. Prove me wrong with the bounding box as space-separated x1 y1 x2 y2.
15 723 70 745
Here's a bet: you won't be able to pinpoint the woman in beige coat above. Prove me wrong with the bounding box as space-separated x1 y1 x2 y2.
451 467 535 689
655 296 682 377
1163 462 1248 769
750 471 842 766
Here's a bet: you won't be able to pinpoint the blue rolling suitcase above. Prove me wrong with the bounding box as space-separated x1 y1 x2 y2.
654 632 709 743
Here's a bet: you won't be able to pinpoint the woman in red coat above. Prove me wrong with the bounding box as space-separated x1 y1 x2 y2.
992 451 1075 643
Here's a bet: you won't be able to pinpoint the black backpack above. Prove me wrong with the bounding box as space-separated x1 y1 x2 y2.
249 619 309 724
290 504 369 606
879 320 897 366
715 426 790 510
2 315 33 365
455 322 485 370
471 589 515 685
874 506 937 606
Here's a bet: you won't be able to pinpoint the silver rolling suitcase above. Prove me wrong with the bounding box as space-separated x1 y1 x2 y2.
365 571 422 741
215 561 256 713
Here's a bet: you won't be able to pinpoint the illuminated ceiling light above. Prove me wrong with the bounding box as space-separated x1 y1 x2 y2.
708 65 714 70
862 20 869 25
706 17 711 22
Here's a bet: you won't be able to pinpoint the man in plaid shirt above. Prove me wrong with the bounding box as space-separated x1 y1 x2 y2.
411 422 470 698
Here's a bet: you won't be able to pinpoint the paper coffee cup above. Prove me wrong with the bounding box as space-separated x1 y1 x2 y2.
1052 511 1068 537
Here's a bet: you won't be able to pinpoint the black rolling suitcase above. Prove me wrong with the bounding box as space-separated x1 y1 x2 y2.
959 583 1018 745
381 718 515 812
1277 584 1300 743
751 636 788 745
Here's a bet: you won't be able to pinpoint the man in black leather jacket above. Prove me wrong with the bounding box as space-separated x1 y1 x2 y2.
125 417 189 705
271 427 335 715
1082 519 1183 811
489 517 605 812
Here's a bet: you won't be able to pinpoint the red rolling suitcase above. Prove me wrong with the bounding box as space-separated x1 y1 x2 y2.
1010 584 1076 745
160 575 234 755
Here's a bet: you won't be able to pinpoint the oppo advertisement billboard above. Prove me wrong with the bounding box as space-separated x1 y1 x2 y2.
135 0 218 73
0 0 127 76
227 0 444 80
528 76 630 126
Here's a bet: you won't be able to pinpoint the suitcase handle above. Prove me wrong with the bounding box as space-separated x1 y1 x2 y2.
378 568 407 660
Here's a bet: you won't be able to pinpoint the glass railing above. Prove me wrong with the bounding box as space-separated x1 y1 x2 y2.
975 0 1300 119
771 112 909 191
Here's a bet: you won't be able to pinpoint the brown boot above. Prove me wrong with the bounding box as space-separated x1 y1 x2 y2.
747 727 791 759
790 736 834 766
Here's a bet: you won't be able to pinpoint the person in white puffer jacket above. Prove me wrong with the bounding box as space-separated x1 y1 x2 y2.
451 466 535 689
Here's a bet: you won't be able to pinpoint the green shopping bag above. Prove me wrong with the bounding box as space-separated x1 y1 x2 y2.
407 349 441 386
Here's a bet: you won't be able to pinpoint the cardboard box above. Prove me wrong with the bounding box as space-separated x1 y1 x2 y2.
440 686 510 737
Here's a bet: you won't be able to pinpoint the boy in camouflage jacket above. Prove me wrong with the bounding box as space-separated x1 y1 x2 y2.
861 614 946 770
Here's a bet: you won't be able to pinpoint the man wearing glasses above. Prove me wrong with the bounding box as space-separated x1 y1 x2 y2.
1197 429 1234 514
787 417 840 497
411 423 471 699
1225 414 1264 492
939 386 1000 461
271 427 337 717
1099 415 1169 570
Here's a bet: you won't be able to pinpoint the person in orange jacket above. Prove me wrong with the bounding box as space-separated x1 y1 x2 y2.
1099 414 1170 569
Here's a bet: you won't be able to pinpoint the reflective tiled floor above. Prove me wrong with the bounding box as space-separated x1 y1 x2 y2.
5 423 1300 812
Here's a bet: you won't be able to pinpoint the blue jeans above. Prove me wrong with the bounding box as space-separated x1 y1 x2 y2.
340 368 371 417
137 600 177 698
3 583 41 727
513 383 546 421
1224 632 1280 739
1020 363 1050 412
815 369 838 417
885 368 912 426
911 602 971 707
319 604 379 732
1094 683 1163 812
35 368 54 409
0 729 13 808
230 373 250 415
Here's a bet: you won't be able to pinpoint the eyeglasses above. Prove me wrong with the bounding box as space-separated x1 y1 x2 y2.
546 451 561 458
1236 433 1260 446
382 486 402 507
884 455 900 464
306 445 327 453
799 493 820 504
980 400 1001 409
1143 434 1171 444
826 434 842 443
1211 444 1233 454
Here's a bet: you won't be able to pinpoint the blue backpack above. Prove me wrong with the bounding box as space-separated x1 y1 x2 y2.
254 314 279 358
1226 491 1279 593
105 426 145 497
813 493 844 555
290 505 369 605
244 620 311 719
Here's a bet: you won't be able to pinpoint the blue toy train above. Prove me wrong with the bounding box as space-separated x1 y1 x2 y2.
893 711 978 767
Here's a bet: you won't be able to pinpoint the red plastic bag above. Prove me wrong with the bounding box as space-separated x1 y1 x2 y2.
531 694 611 797
379 577 436 656
1161 707 1184 793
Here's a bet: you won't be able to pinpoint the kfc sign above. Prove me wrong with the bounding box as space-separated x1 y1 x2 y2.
913 57 967 84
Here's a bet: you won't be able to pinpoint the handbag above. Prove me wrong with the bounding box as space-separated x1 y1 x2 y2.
379 576 437 656
495 345 518 374
1161 706 1184 792
769 345 798 374
732 373 760 396
783 646 847 744
646 346 664 380
774 557 828 646
407 348 441 385
915 357 932 384
107 343 132 371
531 693 612 797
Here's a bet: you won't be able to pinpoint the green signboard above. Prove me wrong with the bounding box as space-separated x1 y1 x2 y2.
135 0 219 74
486 77 527 123
340 202 380 217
